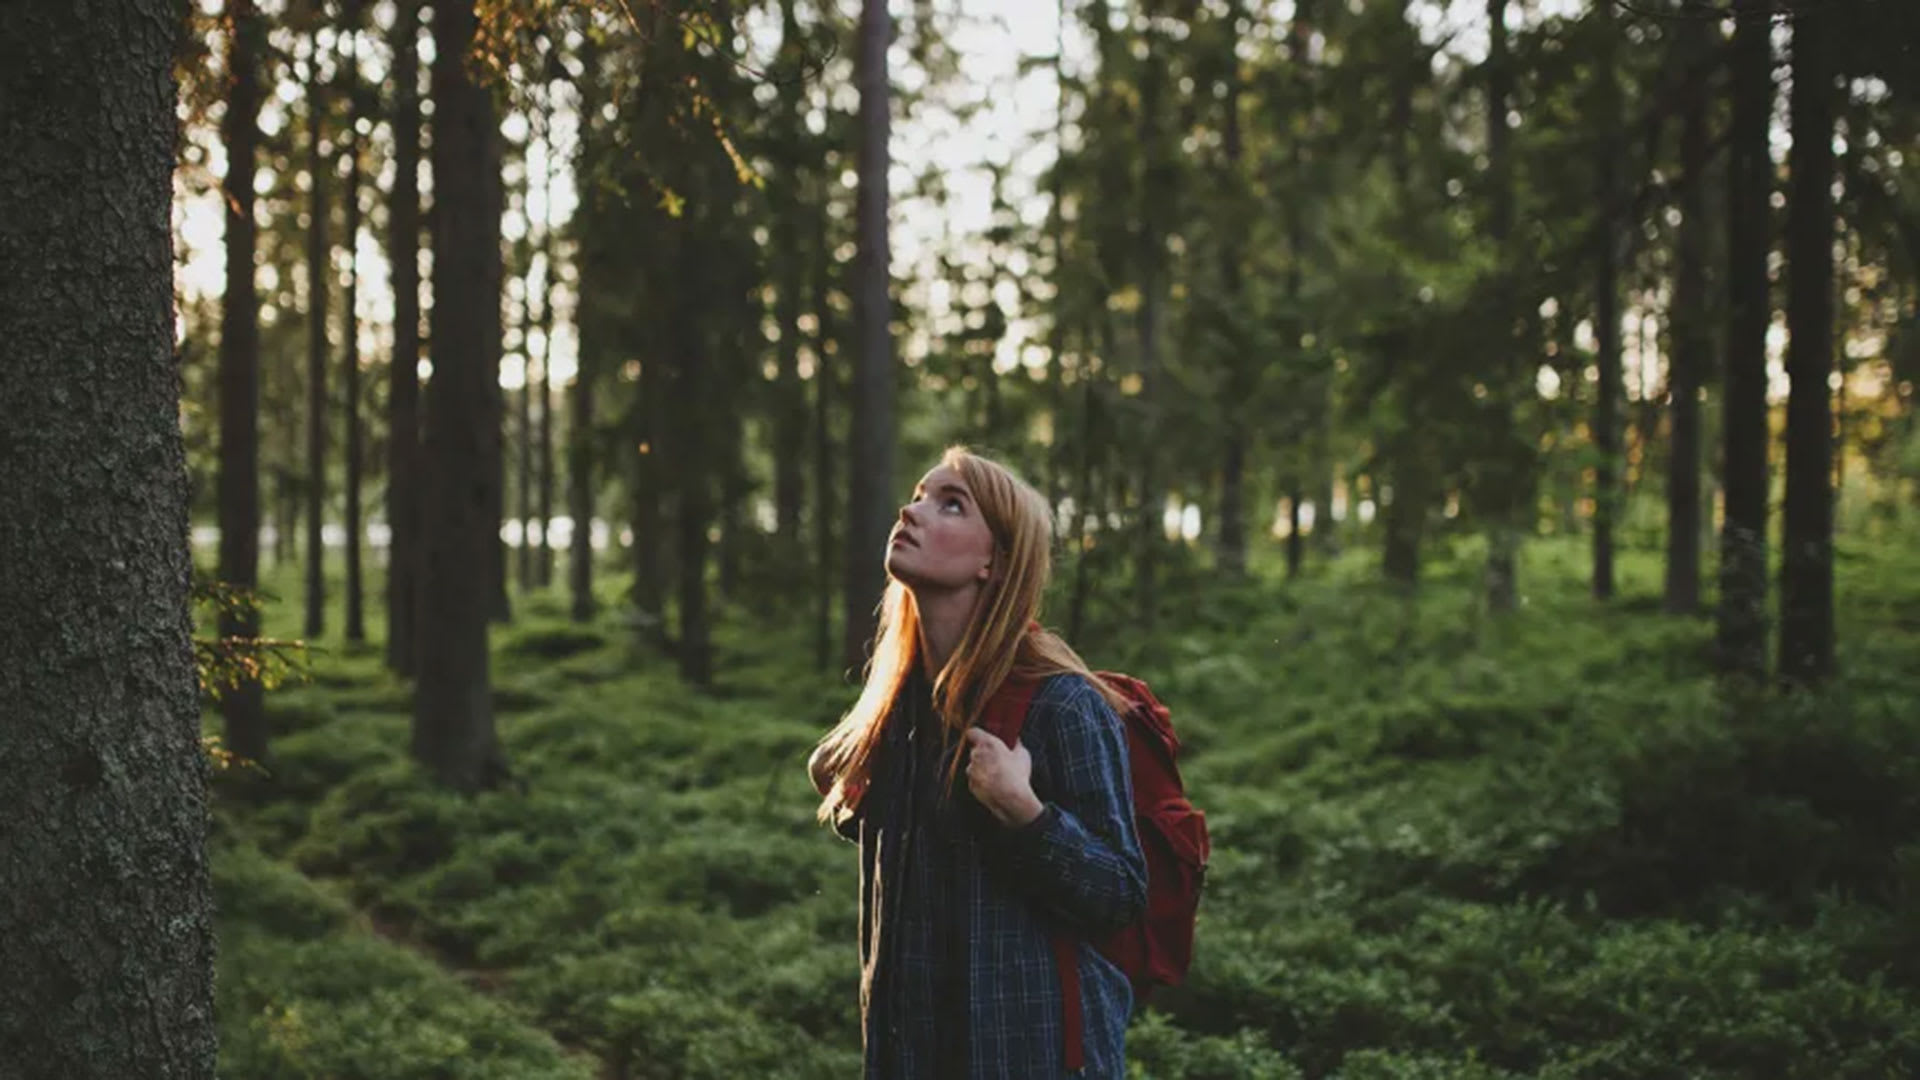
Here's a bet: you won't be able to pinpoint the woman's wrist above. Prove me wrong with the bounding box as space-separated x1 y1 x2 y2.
995 790 1046 829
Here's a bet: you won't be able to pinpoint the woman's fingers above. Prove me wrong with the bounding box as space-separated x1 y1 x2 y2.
964 727 1002 753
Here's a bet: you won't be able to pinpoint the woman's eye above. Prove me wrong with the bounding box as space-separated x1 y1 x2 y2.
943 497 963 512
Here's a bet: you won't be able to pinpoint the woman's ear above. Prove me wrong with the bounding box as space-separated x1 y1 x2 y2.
977 560 992 582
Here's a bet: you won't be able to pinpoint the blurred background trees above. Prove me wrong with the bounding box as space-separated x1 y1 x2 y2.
159 0 1920 748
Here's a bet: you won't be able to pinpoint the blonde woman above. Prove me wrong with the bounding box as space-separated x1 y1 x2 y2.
809 446 1147 1079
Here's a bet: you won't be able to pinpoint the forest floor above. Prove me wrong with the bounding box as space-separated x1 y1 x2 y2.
206 525 1920 1079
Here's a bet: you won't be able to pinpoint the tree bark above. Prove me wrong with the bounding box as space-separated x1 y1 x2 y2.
568 42 602 625
1380 0 1425 591
1664 4 1709 617
535 89 556 591
305 24 330 638
485 124 511 624
812 187 839 673
342 2 366 645
1134 20 1168 627
1592 0 1622 603
842 0 897 674
676 339 714 687
516 186 535 596
0 4 215 1071
1215 0 1250 579
772 0 807 557
1044 0 1070 525
386 0 423 675
1483 0 1521 612
1778 13 1835 686
1068 320 1107 644
219 0 268 761
1717 0 1773 681
415 0 508 792
631 357 667 637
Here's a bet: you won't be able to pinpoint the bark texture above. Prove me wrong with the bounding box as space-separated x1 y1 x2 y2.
0 5 215 1073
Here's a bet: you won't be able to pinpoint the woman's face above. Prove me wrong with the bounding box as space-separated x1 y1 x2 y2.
885 463 995 592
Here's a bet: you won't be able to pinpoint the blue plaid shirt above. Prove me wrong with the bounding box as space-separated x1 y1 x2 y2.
833 672 1148 1079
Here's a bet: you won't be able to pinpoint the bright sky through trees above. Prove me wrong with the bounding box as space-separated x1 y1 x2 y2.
172 0 1801 403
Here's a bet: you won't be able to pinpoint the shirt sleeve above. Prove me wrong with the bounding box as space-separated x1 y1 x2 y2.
985 676 1148 937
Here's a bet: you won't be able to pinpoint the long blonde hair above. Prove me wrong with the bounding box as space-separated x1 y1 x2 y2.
814 446 1127 824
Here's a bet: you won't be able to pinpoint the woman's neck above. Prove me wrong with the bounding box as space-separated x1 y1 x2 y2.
914 584 980 683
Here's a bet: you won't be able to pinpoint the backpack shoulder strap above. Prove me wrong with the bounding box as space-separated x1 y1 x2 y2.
980 674 1043 745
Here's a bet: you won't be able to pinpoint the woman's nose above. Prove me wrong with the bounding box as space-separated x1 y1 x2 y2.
899 502 921 527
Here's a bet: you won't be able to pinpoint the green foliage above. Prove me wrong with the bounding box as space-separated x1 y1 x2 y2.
191 575 311 703
214 842 594 1080
209 534 1920 1079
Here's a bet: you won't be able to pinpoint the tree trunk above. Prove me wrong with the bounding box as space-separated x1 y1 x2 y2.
1717 0 1773 681
567 353 597 624
812 192 839 673
1664 3 1709 617
1483 0 1521 612
717 406 745 604
842 0 896 674
1045 0 1070 524
1069 317 1111 643
516 222 535 596
1215 0 1250 579
674 227 714 686
415 0 507 793
1380 1 1425 592
305 27 330 639
219 0 268 761
485 125 511 624
568 57 601 626
1285 484 1305 580
631 358 667 637
534 88 556 591
342 3 366 645
1134 22 1168 628
0 5 215 1070
1592 0 1621 603
387 0 423 674
1778 13 1835 686
773 0 807 557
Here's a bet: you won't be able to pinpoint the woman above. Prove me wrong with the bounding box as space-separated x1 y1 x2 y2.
809 446 1148 1079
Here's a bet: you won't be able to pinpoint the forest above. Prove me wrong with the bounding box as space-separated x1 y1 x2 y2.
4 0 1920 1075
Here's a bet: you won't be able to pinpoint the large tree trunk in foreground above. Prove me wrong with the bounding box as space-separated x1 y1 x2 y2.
0 6 216 1073
415 0 508 792
220 0 268 760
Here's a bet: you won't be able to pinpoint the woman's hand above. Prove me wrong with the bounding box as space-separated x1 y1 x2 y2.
964 728 1045 828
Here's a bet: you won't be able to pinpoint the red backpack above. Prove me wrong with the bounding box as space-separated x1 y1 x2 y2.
982 671 1210 1070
